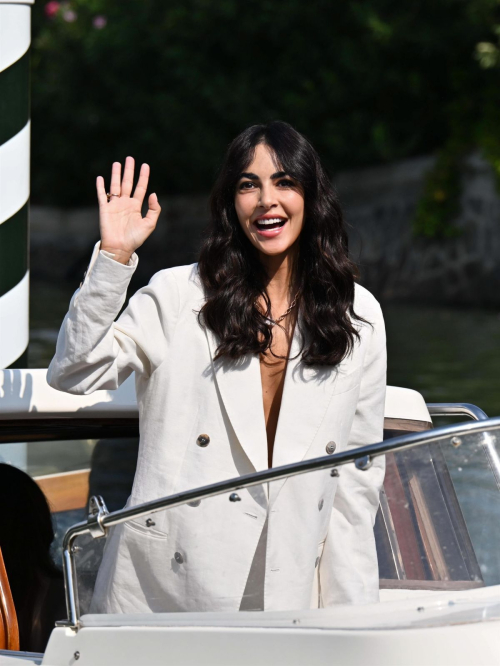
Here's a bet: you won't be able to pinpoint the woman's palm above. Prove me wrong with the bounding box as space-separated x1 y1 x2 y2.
96 157 161 262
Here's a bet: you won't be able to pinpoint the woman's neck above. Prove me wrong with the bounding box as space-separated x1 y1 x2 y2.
259 247 298 304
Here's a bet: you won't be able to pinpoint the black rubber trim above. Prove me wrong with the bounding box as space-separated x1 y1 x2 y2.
0 418 140 443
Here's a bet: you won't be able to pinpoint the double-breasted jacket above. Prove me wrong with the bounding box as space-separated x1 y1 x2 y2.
47 243 387 613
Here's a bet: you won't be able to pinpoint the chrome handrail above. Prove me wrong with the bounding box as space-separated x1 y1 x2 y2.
427 403 488 421
58 416 500 630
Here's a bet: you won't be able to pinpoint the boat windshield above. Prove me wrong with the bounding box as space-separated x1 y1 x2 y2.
67 419 500 628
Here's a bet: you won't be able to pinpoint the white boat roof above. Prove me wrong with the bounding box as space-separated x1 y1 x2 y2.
0 369 431 423
0 368 137 419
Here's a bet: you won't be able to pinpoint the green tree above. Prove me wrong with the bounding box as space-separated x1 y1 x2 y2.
31 0 500 212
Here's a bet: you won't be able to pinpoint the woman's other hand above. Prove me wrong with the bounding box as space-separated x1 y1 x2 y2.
96 157 161 264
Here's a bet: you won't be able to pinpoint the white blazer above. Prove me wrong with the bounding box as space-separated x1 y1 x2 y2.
47 243 387 613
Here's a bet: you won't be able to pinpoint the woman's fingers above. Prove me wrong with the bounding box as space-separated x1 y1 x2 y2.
121 156 135 197
109 162 122 197
96 176 108 206
144 193 161 227
132 163 150 204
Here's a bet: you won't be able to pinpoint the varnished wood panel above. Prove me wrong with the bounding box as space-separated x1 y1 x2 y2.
380 578 484 591
0 546 19 651
35 469 90 513
384 417 432 432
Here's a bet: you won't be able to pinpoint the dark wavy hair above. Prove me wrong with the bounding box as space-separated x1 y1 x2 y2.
198 120 364 366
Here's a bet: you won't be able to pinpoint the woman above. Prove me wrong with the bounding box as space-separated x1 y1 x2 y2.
47 121 386 613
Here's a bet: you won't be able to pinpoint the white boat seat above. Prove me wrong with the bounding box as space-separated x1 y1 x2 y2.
384 386 432 433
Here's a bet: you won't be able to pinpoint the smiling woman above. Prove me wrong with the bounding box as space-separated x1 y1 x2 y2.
199 123 366 365
47 120 386 613
235 153 305 247
199 123 375 468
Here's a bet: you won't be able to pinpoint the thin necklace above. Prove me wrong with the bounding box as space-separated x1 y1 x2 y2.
260 291 300 328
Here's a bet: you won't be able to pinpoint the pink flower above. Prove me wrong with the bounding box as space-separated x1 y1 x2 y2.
44 1 60 19
62 9 77 22
92 15 107 29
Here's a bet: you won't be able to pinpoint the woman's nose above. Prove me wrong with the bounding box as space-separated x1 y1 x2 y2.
258 185 277 208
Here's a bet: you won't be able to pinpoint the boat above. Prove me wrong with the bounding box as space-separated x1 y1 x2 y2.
0 368 499 665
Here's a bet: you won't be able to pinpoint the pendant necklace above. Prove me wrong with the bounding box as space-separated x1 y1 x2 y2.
261 291 300 328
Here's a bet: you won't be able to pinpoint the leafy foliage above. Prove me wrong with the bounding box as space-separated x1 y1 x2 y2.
31 0 500 222
413 147 463 239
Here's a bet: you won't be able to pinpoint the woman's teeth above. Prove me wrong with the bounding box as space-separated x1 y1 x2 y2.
255 218 287 229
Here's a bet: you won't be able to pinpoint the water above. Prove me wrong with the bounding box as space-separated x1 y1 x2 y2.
29 282 500 418
384 304 500 418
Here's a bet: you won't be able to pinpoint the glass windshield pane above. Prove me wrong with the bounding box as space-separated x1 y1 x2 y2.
71 424 500 621
375 431 498 588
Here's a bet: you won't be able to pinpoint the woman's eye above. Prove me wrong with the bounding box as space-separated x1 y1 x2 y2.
277 179 295 187
238 181 255 190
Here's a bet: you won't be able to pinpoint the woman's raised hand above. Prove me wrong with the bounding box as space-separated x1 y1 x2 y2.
96 157 161 264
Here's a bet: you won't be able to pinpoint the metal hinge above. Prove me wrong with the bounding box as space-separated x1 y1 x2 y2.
87 495 109 539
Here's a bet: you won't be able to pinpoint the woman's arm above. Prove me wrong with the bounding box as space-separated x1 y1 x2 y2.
319 298 387 605
46 247 180 394
46 158 171 394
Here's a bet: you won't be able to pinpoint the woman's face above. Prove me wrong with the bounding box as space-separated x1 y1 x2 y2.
234 143 305 259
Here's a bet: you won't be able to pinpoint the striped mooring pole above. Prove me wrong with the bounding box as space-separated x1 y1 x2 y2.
0 0 33 369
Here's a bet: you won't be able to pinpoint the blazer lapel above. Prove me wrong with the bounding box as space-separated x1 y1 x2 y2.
205 317 356 487
269 321 343 502
205 328 269 472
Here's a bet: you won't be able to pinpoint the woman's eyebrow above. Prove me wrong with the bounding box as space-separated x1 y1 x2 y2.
238 171 290 180
239 172 259 180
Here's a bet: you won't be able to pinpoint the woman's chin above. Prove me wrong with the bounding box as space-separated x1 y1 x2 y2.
255 242 296 258
249 233 299 257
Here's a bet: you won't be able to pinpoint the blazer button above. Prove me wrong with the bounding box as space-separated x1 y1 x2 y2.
196 434 210 447
174 552 184 564
325 441 337 455
318 498 324 511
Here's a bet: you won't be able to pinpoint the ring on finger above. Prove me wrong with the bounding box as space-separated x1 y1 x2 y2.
106 192 120 202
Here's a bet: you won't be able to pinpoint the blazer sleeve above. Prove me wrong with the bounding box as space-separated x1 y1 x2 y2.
46 242 180 394
319 299 387 605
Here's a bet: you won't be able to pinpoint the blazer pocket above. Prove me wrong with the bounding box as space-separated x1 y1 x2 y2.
331 366 362 396
124 515 169 540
